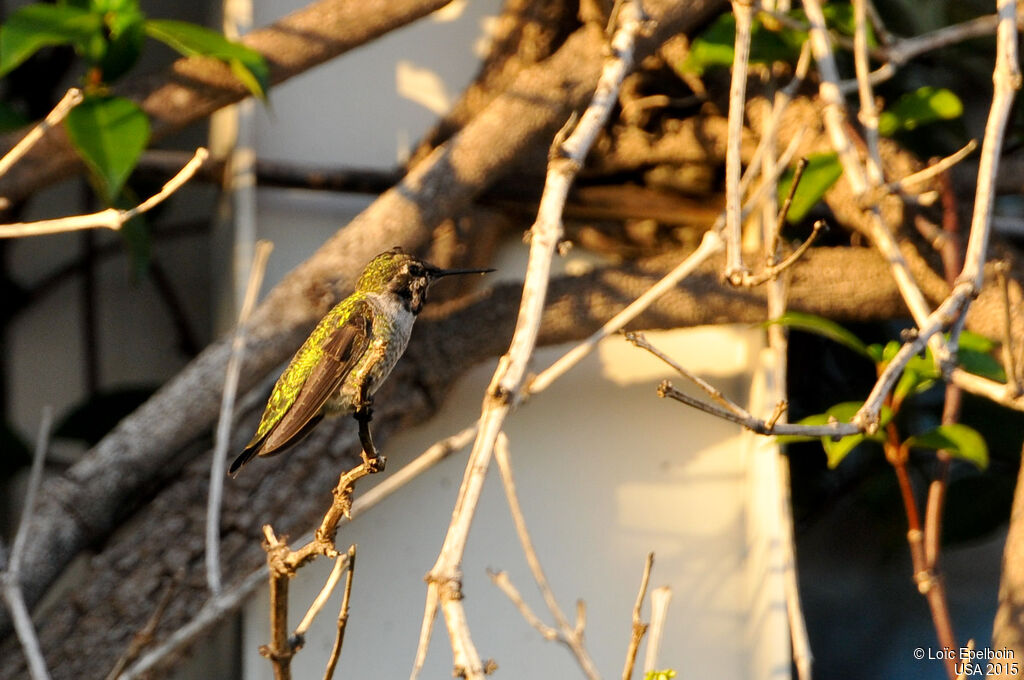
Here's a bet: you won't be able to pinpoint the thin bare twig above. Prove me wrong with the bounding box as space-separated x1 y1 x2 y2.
627 331 751 419
105 576 179 680
261 526 296 679
757 99 813 680
294 550 352 643
885 14 1008 67
208 240 273 595
259 450 383 679
0 148 210 238
887 140 978 195
642 586 671 673
488 570 560 642
1 408 54 680
734 159 827 287
657 381 859 437
0 89 83 184
627 331 860 438
621 552 654 680
852 0 884 187
492 432 599 679
864 0 893 45
960 0 1021 293
725 0 755 284
323 545 357 680
996 262 1023 395
739 219 827 287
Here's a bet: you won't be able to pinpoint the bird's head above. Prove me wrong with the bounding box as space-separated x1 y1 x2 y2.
356 247 493 313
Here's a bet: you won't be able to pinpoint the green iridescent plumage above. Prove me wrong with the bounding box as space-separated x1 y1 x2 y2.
229 248 493 477
248 294 372 441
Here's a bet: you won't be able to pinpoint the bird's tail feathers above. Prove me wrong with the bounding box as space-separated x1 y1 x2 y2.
228 442 260 478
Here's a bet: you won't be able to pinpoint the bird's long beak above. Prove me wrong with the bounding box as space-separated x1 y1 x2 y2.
428 265 495 279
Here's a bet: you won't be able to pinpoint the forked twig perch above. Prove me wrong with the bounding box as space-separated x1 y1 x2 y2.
259 421 382 679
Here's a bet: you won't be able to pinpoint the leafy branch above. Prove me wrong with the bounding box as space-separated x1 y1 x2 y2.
0 0 267 203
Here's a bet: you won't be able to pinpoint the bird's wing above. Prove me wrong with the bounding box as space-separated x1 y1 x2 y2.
229 302 372 475
261 306 372 453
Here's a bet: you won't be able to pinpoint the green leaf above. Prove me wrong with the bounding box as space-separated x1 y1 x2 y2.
881 340 901 364
892 353 942 402
905 424 989 470
892 368 920 405
680 15 735 74
97 4 145 81
88 0 140 12
680 12 807 75
143 19 269 98
777 153 843 224
64 94 150 202
821 3 875 43
955 331 1006 382
0 3 102 76
764 311 872 359
905 353 940 379
958 330 996 354
866 343 884 363
780 402 890 466
681 4 873 75
878 87 963 137
822 431 865 468
957 351 1006 382
820 401 891 468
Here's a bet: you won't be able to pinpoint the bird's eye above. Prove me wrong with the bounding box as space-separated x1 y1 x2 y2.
409 264 424 277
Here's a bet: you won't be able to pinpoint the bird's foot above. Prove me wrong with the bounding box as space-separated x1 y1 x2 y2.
360 450 386 473
354 402 374 423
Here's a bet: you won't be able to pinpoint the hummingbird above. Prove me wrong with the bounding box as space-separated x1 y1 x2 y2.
229 247 493 477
